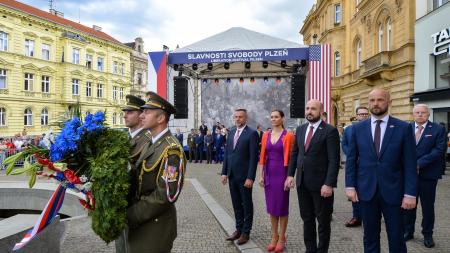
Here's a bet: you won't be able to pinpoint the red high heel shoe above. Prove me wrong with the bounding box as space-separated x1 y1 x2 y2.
267 235 279 252
274 235 286 253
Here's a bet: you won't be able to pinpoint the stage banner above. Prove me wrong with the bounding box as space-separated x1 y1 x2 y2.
149 51 167 99
168 47 309 64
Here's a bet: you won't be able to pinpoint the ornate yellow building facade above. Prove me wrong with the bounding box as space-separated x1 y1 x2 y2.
0 0 131 136
301 0 415 125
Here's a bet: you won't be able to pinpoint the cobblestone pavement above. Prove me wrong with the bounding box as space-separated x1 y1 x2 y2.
186 162 450 253
2 164 450 253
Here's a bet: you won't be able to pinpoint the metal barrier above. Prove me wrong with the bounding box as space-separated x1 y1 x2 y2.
0 149 36 170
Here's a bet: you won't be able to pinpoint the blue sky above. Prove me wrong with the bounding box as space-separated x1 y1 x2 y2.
21 0 315 51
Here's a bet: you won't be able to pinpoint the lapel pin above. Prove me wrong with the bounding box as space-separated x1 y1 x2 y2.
319 127 323 130
389 125 394 128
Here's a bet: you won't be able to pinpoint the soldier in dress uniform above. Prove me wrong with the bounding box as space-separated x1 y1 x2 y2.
116 94 151 253
127 91 186 253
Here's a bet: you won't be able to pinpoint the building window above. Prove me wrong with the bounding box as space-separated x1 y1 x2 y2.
0 31 8 51
0 107 5 126
24 73 34 91
97 83 103 98
72 48 80 64
119 112 124 125
86 54 93 69
137 73 142 85
25 39 34 57
86 82 92 97
42 44 50 60
72 79 79 95
113 61 118 74
137 45 142 52
24 108 33 126
334 52 341 76
435 53 450 88
387 18 392 51
335 4 341 24
120 87 124 99
434 0 450 9
97 57 104 71
0 69 6 89
378 24 384 52
113 86 118 100
41 75 50 93
41 108 48 126
120 63 124 75
112 112 117 125
356 40 362 69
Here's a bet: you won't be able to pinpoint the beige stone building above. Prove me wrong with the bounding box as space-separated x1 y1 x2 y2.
125 37 148 98
301 0 415 125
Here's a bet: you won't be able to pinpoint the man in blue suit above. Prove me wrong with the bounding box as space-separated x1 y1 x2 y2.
403 104 446 248
341 106 369 228
221 108 259 245
346 88 417 253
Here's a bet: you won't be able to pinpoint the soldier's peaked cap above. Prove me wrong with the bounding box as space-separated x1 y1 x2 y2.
141 91 177 114
122 95 146 111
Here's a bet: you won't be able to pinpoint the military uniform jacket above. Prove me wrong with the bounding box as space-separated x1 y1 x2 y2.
187 133 197 148
128 129 152 204
127 130 186 253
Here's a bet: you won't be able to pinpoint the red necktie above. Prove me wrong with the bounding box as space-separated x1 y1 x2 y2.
304 126 314 152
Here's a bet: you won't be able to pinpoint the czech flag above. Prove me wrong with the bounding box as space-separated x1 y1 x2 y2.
149 51 167 99
13 184 66 251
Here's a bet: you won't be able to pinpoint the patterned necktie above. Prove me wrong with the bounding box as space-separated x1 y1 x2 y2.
233 129 241 149
304 126 314 152
374 120 382 157
416 125 424 144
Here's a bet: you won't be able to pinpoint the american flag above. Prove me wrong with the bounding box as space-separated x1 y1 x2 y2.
308 44 331 123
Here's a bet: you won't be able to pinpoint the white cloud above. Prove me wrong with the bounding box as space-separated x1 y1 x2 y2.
21 0 315 51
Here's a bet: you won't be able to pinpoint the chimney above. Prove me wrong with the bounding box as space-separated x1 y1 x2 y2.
92 25 102 32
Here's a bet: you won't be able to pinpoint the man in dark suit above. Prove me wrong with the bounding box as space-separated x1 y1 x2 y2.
199 121 208 136
341 106 369 228
256 125 263 151
221 108 259 245
403 104 446 248
346 88 417 253
284 100 340 253
187 129 197 163
175 128 183 145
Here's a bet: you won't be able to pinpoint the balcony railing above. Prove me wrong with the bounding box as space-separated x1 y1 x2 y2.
361 51 391 75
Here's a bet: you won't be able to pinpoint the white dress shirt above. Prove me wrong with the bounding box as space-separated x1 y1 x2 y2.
304 120 322 144
370 114 389 150
129 127 144 139
152 127 169 144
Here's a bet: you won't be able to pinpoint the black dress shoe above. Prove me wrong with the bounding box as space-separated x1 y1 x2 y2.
424 237 435 248
236 234 249 245
226 231 241 241
403 233 414 242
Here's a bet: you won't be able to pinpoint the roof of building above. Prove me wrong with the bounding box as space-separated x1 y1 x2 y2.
124 42 135 49
0 0 122 45
174 27 305 53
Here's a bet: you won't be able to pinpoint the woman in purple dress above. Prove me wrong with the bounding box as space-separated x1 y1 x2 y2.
259 110 295 252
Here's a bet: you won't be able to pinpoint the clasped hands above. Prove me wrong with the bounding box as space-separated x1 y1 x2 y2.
283 176 333 197
345 188 416 210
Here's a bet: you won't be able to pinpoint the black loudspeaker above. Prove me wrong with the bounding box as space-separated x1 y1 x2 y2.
290 73 306 118
173 77 188 119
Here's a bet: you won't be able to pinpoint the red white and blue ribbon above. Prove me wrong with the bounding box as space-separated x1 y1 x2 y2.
13 183 66 251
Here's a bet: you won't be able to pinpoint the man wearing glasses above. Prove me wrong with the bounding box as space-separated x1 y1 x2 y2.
341 106 369 227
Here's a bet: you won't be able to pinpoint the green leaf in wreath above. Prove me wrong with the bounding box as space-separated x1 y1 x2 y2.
9 165 34 175
29 173 37 188
3 152 26 174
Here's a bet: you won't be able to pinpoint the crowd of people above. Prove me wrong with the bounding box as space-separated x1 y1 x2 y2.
219 88 449 253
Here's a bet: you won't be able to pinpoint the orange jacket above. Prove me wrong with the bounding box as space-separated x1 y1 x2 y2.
259 130 295 167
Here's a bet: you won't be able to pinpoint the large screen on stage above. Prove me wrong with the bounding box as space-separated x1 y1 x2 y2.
201 77 299 131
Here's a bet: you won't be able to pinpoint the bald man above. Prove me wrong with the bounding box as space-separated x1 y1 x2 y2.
285 100 340 253
345 88 417 253
403 104 446 248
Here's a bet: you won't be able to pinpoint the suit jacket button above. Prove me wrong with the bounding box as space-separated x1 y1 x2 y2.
155 218 158 222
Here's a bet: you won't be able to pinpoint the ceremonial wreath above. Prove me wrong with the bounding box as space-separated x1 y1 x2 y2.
2 111 130 249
